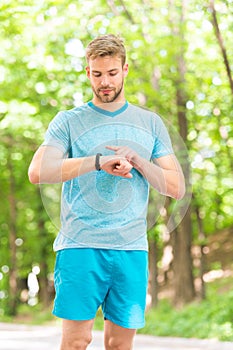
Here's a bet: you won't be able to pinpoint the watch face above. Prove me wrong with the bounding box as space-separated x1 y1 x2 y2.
95 153 102 171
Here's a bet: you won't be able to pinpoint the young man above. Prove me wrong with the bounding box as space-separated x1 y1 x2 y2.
28 34 185 350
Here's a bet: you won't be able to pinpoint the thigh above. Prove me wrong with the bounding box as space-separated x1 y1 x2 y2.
102 250 148 329
53 248 111 321
104 320 136 350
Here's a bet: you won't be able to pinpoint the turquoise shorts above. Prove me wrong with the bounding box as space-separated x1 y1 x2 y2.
53 248 148 329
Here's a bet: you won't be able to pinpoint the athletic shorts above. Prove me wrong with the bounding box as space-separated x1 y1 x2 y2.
53 248 148 329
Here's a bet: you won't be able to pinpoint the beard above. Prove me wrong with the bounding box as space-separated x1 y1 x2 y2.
92 80 124 103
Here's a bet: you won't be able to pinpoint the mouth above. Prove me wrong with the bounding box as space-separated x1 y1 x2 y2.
99 88 113 95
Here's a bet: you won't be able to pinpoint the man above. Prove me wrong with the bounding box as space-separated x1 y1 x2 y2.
28 34 185 350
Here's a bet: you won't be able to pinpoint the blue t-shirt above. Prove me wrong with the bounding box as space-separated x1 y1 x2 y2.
42 101 174 251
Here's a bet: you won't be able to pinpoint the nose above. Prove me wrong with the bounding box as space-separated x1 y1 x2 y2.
100 75 109 86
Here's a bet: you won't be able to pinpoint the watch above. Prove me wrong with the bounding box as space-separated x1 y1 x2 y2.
95 153 102 171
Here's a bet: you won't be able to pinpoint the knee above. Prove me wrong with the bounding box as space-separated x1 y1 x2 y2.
61 334 92 350
105 337 131 350
72 336 92 350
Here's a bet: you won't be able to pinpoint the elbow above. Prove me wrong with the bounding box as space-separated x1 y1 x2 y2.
166 178 186 200
172 171 186 200
173 183 186 200
174 191 185 201
28 166 40 184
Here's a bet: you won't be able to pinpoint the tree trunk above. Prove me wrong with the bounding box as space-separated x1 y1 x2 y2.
147 190 159 307
7 151 18 316
172 207 195 305
168 0 195 305
37 189 51 308
174 73 195 304
194 201 207 300
148 237 158 307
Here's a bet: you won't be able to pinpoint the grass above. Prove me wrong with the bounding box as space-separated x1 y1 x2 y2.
137 276 233 341
1 303 56 325
138 297 233 341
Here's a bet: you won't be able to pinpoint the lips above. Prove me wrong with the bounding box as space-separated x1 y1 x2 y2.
100 88 113 94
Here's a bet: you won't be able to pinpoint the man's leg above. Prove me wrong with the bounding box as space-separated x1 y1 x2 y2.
60 319 94 350
102 250 148 349
104 319 136 350
53 249 111 349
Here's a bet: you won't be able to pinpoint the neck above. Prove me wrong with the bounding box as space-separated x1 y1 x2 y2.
92 99 126 112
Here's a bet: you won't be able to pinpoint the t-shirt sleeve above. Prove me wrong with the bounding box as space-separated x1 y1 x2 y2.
41 111 70 154
151 115 174 159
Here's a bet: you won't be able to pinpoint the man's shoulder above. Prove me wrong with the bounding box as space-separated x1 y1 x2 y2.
60 103 89 117
126 103 163 128
128 103 158 118
52 103 89 124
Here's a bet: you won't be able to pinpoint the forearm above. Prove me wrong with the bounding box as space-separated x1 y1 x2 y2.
134 156 185 200
28 147 133 184
105 145 185 200
28 154 96 184
61 156 96 183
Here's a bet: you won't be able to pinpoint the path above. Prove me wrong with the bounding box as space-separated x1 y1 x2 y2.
0 323 233 350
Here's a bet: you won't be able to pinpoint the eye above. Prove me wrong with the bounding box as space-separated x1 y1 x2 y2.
109 71 118 76
92 72 101 77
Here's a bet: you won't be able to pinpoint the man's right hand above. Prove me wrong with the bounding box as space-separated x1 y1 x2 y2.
100 155 133 178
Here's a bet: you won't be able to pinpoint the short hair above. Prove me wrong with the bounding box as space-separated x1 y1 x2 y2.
86 34 126 66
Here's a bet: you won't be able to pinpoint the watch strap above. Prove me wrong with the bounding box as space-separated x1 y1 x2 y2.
95 153 102 171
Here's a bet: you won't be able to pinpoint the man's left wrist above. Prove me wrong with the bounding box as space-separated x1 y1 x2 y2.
95 153 102 171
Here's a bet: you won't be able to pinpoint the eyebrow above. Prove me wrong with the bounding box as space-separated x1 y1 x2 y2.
92 68 119 73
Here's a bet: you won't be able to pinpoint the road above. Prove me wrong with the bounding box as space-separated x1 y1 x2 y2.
0 323 233 350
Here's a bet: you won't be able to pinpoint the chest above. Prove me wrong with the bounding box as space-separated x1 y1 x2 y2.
69 122 155 159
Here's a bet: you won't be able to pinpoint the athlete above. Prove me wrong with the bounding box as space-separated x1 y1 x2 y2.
28 34 185 350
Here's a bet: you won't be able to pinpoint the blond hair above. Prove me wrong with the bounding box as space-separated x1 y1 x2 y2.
86 34 126 66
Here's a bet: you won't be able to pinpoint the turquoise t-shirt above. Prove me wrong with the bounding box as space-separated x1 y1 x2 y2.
42 101 174 251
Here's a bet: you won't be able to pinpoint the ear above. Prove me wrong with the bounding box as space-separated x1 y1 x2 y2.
123 63 129 78
85 66 90 79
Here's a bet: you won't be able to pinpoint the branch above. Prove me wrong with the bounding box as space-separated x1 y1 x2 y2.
209 0 233 95
118 0 135 24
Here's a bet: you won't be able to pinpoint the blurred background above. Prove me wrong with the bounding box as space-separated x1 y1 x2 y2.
0 0 233 341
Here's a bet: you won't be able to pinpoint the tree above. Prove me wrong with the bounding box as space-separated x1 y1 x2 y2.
167 0 195 305
1 0 233 317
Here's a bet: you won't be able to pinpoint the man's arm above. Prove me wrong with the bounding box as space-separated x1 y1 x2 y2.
137 154 185 200
106 146 185 200
28 145 133 184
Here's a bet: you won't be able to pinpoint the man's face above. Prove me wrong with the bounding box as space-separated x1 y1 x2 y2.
86 55 128 105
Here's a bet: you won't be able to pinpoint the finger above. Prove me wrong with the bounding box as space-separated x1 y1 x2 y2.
116 163 132 171
113 171 133 179
113 166 133 175
123 172 133 178
105 145 120 151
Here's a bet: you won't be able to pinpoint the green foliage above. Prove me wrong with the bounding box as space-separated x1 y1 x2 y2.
138 278 233 341
1 303 55 325
1 0 233 317
141 300 233 341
